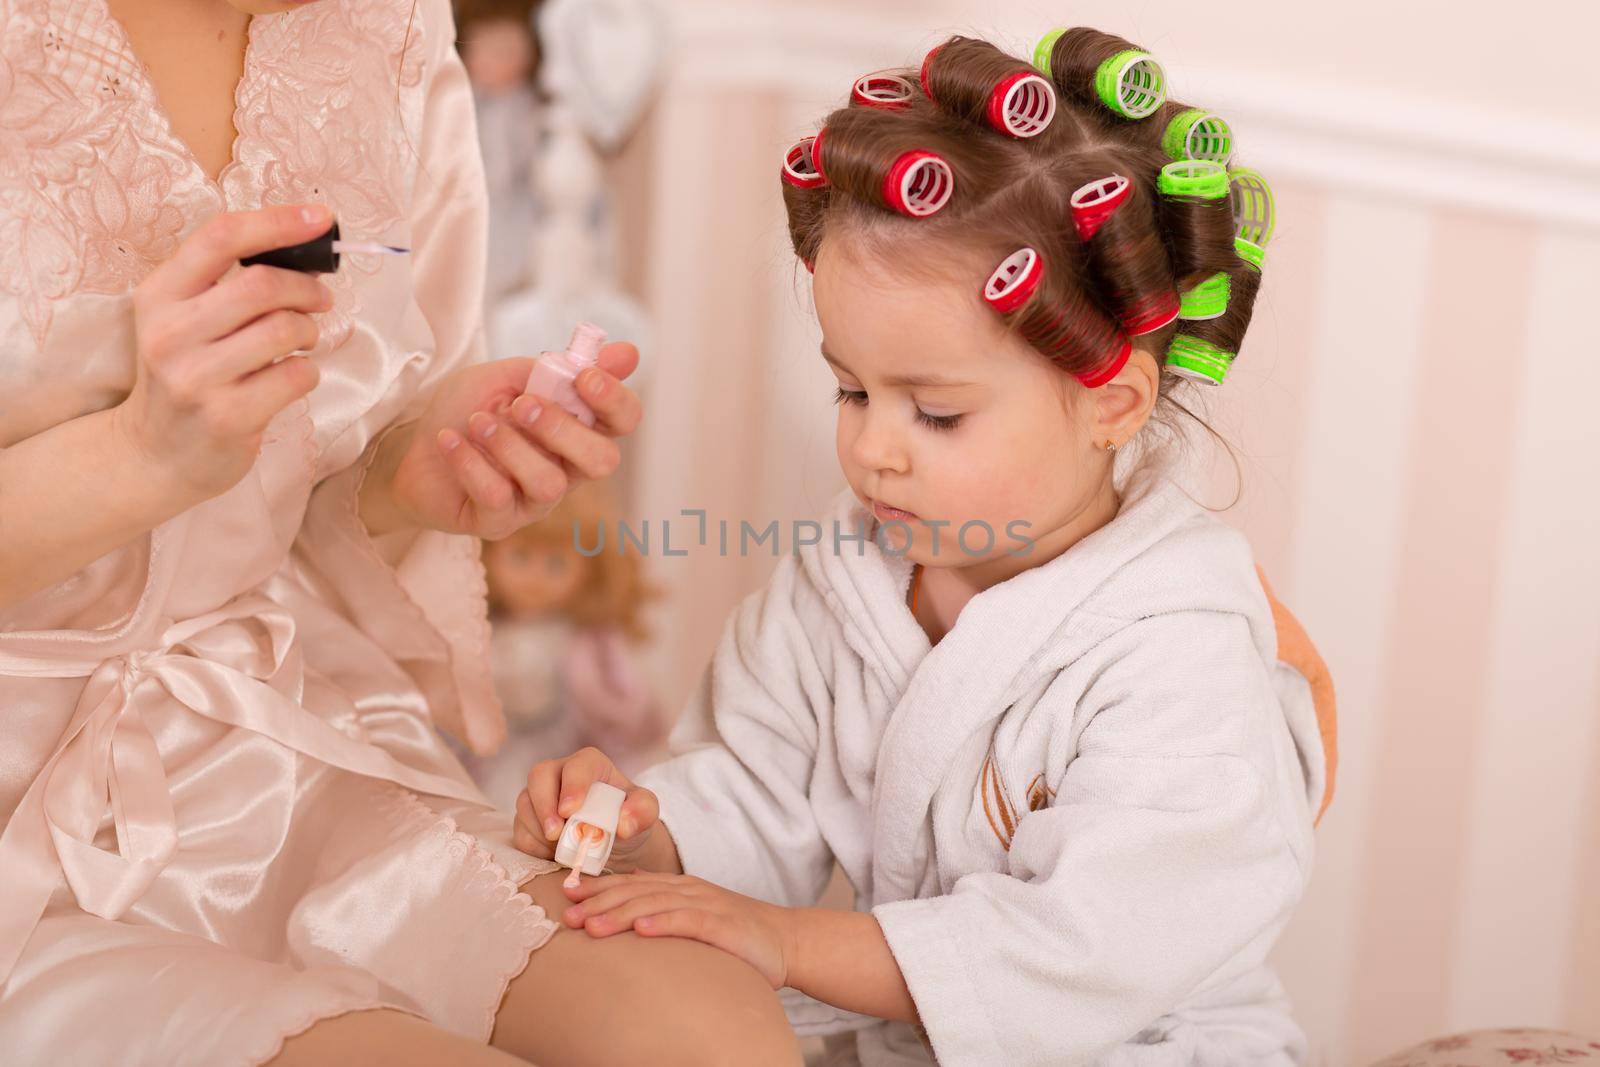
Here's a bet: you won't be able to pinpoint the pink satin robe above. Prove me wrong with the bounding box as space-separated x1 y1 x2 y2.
0 0 562 1062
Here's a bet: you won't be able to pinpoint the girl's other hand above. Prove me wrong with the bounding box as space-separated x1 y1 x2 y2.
513 746 661 871
113 204 337 503
378 344 641 540
560 873 796 990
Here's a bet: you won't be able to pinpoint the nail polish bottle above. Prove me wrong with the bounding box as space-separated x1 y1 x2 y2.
526 322 607 427
555 782 626 884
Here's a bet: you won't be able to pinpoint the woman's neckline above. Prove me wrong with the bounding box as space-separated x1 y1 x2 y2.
94 0 261 198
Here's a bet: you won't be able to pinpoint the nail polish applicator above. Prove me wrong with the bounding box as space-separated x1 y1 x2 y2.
240 219 408 274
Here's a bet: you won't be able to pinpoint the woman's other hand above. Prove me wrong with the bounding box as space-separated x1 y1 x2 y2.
369 343 642 539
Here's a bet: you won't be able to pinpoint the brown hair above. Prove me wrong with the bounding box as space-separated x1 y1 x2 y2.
483 479 661 641
782 30 1263 475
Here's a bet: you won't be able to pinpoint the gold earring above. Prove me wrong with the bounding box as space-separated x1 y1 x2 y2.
1104 439 1117 454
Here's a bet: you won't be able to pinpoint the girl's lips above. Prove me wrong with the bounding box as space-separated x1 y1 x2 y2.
871 499 918 522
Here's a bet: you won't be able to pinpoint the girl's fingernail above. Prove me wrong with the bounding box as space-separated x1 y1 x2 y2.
544 818 561 839
519 398 542 426
564 906 584 924
438 429 462 452
473 414 497 440
301 204 329 225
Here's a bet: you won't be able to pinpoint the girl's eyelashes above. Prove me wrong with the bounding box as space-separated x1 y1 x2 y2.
831 386 964 432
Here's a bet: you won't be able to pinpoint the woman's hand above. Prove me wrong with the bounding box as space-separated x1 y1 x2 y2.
114 203 338 503
365 344 642 539
561 873 797 990
512 746 678 874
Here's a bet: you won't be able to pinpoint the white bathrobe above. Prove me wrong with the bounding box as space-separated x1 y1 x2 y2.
637 468 1326 1066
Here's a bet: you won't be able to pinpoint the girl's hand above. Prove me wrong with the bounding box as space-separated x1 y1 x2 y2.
114 204 338 502
377 344 642 540
561 872 797 990
512 746 672 873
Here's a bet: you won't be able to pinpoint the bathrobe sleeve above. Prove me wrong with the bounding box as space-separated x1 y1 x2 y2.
872 610 1311 1066
636 556 836 907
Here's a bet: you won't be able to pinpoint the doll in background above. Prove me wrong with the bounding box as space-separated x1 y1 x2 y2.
455 0 546 305
468 478 666 811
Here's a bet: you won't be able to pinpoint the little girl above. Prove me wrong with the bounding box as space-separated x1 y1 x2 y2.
516 27 1332 1066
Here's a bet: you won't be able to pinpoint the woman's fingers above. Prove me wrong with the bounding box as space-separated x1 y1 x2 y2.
210 309 322 380
437 427 517 518
574 366 642 438
188 264 334 343
506 397 622 481
594 341 639 383
467 411 571 505
151 204 334 301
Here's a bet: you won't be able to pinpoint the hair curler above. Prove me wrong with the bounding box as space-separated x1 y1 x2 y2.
852 71 915 110
983 247 1043 313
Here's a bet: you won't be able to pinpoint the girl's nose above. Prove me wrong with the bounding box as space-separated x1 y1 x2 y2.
850 410 909 474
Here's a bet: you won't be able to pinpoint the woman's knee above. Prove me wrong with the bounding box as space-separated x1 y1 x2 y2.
270 1008 529 1067
494 871 802 1067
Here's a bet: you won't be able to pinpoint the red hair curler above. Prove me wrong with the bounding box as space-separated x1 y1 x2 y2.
810 126 829 181
882 150 955 218
987 71 1057 138
782 136 827 189
919 44 945 100
1075 337 1133 388
1069 175 1131 242
983 248 1043 314
852 71 915 111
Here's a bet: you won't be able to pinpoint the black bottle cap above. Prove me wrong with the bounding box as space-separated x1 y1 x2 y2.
240 219 341 274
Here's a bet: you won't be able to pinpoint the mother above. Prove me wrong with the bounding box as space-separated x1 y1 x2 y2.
0 0 801 1063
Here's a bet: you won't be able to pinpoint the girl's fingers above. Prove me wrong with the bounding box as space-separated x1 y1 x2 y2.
573 892 689 936
525 760 567 841
617 787 658 841
438 427 516 518
509 396 623 481
633 908 717 942
562 871 676 903
467 411 571 505
574 366 642 439
513 790 555 857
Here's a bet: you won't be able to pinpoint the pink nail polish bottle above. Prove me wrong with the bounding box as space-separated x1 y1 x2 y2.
525 322 607 427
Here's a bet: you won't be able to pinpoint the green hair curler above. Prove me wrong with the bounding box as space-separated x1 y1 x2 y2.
1166 334 1235 385
1162 109 1233 164
1033 28 1067 78
1235 237 1266 270
1157 159 1230 200
1095 49 1166 120
1178 271 1230 320
1230 166 1275 242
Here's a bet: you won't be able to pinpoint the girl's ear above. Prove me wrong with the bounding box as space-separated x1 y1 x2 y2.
1090 345 1160 445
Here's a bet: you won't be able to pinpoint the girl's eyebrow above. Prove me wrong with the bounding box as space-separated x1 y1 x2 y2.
821 346 975 389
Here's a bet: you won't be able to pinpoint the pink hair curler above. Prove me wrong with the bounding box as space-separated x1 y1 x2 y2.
987 71 1057 138
852 71 916 110
883 150 955 217
1069 174 1131 242
782 136 827 189
984 248 1043 313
